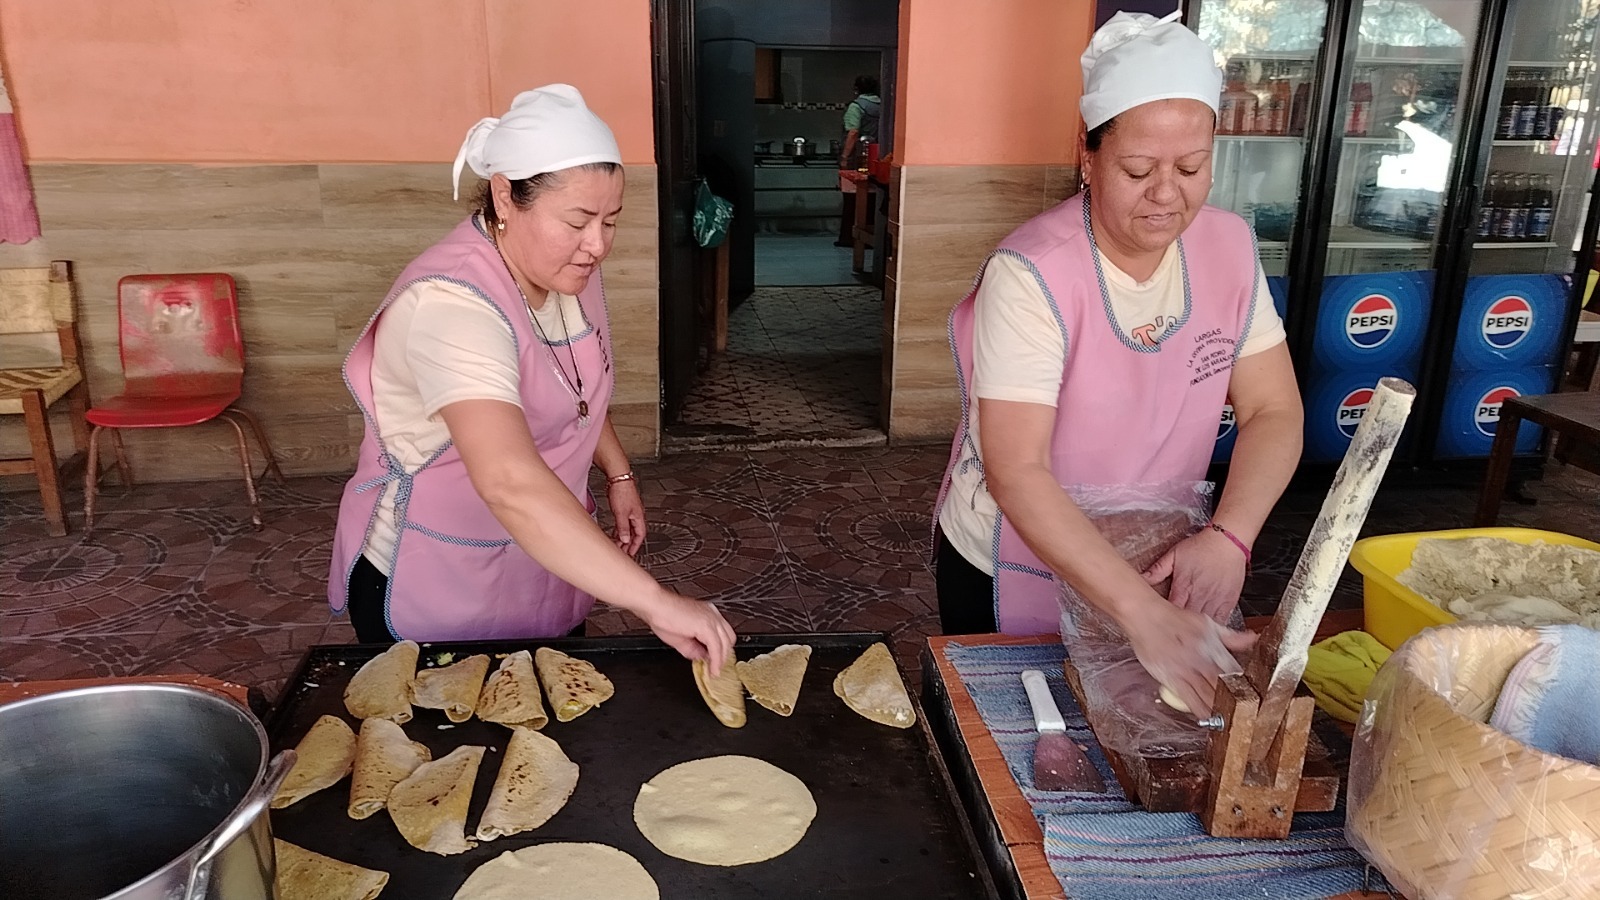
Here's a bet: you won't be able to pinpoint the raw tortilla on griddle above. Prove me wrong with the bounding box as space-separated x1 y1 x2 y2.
344 640 419 723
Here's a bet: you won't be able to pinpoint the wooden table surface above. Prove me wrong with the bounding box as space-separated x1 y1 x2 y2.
923 608 1390 900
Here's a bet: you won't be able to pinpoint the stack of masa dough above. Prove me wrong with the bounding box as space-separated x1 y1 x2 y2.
1398 537 1600 629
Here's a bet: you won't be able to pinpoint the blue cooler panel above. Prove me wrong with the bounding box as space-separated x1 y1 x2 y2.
1212 403 1238 463
1434 367 1555 458
1265 275 1289 322
1304 368 1418 463
1312 271 1433 372
1451 274 1569 371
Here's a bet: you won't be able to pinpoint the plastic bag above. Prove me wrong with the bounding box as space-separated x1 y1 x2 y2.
1346 624 1600 898
1056 480 1247 759
692 181 733 249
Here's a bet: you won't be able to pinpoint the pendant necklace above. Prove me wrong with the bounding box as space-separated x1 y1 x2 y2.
493 226 593 428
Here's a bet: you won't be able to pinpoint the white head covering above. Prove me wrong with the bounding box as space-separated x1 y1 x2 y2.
451 84 622 200
1080 10 1222 132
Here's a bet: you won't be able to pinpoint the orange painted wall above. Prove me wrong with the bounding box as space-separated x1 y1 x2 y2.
0 0 655 164
896 0 1095 166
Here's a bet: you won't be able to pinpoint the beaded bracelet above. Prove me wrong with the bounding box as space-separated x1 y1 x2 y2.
1208 521 1252 567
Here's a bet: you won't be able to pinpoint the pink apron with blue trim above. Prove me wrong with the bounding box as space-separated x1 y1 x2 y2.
328 217 614 641
934 193 1259 634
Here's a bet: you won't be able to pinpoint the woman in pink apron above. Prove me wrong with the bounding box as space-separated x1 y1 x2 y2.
933 14 1303 715
328 85 733 673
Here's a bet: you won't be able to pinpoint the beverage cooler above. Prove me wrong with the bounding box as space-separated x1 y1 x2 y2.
1188 0 1600 468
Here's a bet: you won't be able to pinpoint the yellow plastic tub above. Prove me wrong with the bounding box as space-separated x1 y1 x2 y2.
1349 527 1600 650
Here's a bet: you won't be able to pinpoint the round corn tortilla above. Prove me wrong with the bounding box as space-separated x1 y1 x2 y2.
477 650 548 730
347 716 431 820
388 745 485 855
734 644 811 716
833 642 916 729
413 653 491 723
344 640 419 723
693 650 746 728
274 838 389 900
534 647 614 723
633 755 815 866
452 844 657 900
474 726 580 841
271 714 356 809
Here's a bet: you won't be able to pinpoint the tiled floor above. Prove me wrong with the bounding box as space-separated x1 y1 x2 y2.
4 445 1598 708
754 234 871 287
667 285 883 450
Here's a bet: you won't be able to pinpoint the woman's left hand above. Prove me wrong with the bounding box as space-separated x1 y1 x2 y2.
608 479 647 556
1142 527 1248 623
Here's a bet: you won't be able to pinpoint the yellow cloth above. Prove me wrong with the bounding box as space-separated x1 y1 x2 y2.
1302 630 1392 724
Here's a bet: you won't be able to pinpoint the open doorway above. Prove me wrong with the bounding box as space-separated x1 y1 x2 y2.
654 1 898 450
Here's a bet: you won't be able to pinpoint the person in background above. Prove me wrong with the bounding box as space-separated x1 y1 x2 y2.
932 13 1303 716
836 74 882 248
328 85 734 673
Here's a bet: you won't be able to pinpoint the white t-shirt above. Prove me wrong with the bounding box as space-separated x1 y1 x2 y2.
939 246 1286 574
363 279 589 573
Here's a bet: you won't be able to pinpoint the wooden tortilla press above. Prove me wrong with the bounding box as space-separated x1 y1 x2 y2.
1201 377 1416 838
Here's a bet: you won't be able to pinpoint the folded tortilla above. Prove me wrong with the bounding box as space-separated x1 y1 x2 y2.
273 838 388 900
833 642 915 729
693 650 746 728
344 640 419 723
474 726 580 841
271 714 357 809
534 647 614 723
735 644 811 717
412 653 491 723
347 717 432 820
388 744 485 855
477 650 548 730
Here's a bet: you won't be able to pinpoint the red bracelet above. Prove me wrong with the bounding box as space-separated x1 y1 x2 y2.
1208 521 1252 568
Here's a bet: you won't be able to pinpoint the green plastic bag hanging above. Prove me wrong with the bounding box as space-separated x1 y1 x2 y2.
693 181 734 249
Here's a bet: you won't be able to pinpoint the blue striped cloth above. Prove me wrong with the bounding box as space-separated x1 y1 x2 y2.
944 641 1370 899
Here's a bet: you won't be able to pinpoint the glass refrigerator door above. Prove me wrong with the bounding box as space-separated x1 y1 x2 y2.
1195 0 1331 293
1436 0 1600 459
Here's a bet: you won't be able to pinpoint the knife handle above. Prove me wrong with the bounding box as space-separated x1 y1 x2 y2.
1021 669 1066 733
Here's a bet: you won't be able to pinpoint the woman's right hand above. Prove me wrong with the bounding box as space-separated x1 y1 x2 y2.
1123 600 1257 717
637 589 737 676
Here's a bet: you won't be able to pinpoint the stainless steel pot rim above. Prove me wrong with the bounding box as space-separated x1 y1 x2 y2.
0 683 274 900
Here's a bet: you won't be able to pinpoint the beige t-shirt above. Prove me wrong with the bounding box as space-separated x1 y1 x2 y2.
363 279 588 573
939 247 1286 574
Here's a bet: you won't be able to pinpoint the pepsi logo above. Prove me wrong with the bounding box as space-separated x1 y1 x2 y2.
1217 405 1236 441
1345 295 1398 349
1336 388 1374 440
1481 296 1533 350
1474 386 1521 437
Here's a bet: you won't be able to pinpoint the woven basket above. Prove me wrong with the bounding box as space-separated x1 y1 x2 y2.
1346 624 1600 899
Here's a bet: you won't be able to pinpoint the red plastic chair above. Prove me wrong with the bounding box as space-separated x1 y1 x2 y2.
84 274 283 531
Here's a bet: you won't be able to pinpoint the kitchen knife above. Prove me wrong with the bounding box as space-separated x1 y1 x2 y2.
1021 669 1105 793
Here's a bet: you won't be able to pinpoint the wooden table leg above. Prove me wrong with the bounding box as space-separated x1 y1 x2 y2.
1473 406 1523 526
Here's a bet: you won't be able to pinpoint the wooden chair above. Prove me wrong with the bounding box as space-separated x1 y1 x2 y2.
83 273 283 532
0 261 91 536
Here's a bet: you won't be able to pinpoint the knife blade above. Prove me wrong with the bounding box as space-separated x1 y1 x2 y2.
1021 669 1105 793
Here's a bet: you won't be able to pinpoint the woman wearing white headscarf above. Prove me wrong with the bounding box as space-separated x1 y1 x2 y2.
329 85 734 673
933 13 1303 714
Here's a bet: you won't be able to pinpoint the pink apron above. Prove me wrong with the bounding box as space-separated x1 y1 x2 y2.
934 193 1259 634
327 216 615 641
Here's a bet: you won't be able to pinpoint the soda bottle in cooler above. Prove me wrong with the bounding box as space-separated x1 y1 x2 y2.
1487 173 1512 241
1269 72 1290 135
1507 174 1531 240
1515 73 1542 138
1497 70 1521 139
1346 69 1372 136
1527 175 1555 242
1533 73 1556 140
1476 172 1499 242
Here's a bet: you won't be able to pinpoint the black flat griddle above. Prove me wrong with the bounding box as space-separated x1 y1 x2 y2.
266 632 998 899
